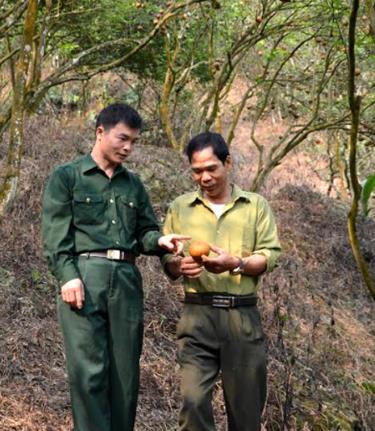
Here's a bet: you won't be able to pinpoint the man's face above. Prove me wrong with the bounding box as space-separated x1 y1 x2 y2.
96 122 140 166
190 146 231 201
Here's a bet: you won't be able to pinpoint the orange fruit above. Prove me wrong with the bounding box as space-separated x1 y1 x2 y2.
189 241 210 259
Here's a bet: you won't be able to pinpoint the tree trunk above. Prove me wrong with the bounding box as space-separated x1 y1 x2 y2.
160 61 179 150
335 133 349 201
0 0 38 219
347 0 375 300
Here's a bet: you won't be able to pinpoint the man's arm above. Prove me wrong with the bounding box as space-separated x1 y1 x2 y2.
201 196 281 275
201 245 267 275
42 167 84 309
134 180 190 255
252 196 281 272
133 179 167 255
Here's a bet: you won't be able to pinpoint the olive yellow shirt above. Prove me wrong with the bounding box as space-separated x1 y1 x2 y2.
162 184 281 295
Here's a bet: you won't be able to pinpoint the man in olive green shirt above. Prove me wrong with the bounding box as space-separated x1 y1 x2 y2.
42 104 188 431
163 132 281 431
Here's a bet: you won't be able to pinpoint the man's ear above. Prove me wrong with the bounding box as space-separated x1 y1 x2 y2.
96 126 104 138
225 154 232 169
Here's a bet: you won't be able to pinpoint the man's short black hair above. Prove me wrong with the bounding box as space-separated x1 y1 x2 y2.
185 132 230 164
95 103 143 131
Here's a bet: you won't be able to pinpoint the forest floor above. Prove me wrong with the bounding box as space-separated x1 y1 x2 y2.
0 101 374 430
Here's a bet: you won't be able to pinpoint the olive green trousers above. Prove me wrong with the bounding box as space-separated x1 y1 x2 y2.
177 303 267 431
57 257 144 431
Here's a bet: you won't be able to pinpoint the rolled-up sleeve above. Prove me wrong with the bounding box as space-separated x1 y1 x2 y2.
253 197 281 272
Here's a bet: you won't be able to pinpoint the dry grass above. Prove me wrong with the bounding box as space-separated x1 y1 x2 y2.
0 112 374 430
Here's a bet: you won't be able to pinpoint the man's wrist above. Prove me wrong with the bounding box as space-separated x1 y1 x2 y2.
229 256 245 275
166 255 183 279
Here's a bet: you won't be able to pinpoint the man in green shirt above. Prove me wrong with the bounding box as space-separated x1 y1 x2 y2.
42 103 188 431
163 132 281 431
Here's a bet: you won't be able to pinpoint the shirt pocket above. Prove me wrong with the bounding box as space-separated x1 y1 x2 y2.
119 196 138 232
72 192 105 225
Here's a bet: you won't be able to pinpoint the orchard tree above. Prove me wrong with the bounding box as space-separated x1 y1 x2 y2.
157 0 302 150
0 0 39 217
0 0 214 218
153 0 374 194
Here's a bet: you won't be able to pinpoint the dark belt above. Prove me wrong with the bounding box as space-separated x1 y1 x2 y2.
184 292 257 308
79 250 136 264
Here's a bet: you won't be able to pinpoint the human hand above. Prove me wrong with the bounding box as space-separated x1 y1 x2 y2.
179 255 205 278
158 234 191 254
61 278 85 309
201 245 239 274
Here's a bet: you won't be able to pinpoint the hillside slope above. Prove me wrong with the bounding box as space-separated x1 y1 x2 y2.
0 114 374 430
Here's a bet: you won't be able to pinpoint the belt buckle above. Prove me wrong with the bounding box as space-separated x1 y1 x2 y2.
212 295 234 308
107 249 121 260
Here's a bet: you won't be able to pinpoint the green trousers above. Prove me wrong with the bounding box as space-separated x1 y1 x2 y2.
57 257 144 431
177 303 267 431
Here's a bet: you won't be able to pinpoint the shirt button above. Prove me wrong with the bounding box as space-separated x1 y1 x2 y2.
86 197 91 203
112 220 116 224
129 202 134 207
115 240 120 245
109 198 114 204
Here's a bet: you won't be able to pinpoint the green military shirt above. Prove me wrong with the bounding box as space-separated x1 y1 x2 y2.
162 184 281 295
42 154 163 285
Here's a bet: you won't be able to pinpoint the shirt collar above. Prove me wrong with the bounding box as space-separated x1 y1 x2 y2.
81 154 127 176
231 184 250 202
81 154 97 173
187 184 250 206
